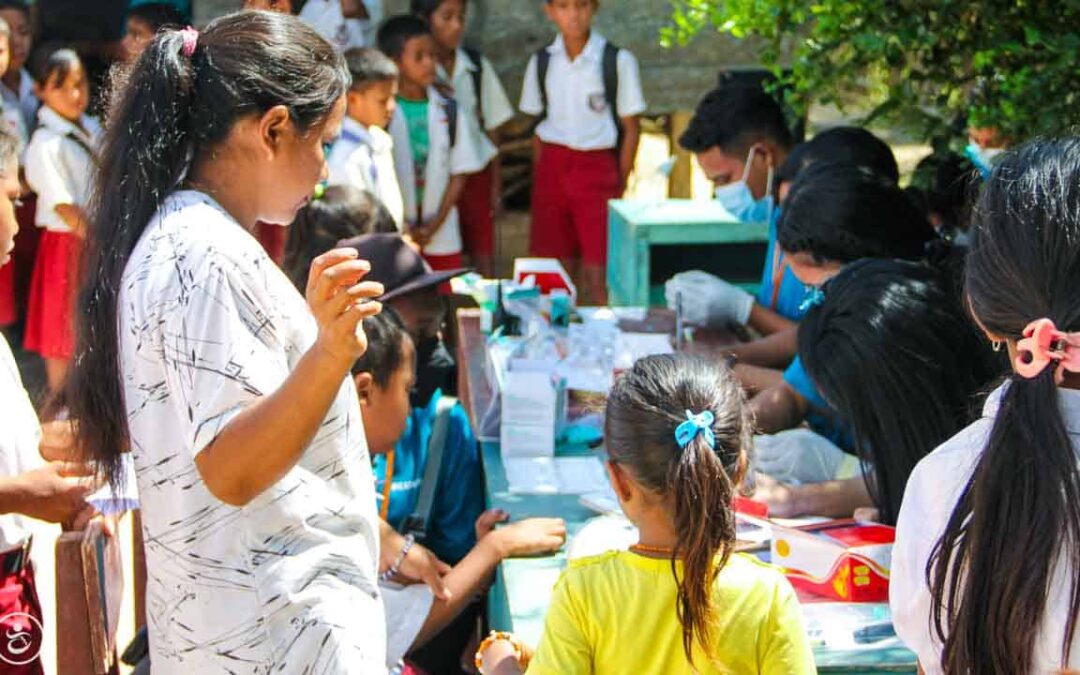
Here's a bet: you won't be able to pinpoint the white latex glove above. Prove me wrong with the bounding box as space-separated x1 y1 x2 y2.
665 270 754 327
752 429 856 485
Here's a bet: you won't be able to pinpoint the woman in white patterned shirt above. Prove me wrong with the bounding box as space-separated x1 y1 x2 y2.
67 12 430 674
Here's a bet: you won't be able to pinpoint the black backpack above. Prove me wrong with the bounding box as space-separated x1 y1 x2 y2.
462 46 485 130
534 41 622 151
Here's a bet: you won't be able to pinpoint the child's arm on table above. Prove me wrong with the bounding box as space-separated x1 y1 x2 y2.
412 514 566 649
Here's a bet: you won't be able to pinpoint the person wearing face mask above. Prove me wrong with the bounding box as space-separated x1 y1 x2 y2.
665 84 804 344
964 124 1007 179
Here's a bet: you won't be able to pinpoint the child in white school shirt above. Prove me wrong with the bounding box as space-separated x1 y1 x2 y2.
413 0 515 278
379 15 492 275
520 0 646 305
23 46 100 396
327 48 405 229
891 139 1080 674
0 1 36 142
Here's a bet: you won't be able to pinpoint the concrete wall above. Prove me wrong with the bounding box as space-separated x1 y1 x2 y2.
194 0 767 113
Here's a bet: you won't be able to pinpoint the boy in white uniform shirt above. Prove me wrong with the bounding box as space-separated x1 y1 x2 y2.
327 48 405 229
379 15 493 275
412 0 515 278
520 0 646 305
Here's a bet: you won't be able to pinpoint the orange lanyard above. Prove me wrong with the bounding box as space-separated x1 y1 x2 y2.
770 249 788 311
379 450 396 521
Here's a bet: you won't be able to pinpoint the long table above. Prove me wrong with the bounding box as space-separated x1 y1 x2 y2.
455 309 917 673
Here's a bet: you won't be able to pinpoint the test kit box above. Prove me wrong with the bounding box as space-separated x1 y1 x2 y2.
770 521 895 603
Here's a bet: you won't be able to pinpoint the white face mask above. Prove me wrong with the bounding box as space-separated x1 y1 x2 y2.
714 146 774 224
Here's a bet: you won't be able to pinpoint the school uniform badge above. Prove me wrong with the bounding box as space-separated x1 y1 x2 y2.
587 92 608 112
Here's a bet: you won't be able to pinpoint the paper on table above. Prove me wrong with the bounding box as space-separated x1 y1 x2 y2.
503 456 609 495
617 332 674 360
500 371 557 457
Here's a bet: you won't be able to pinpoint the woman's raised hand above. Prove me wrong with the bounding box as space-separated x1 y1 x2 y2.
306 248 384 365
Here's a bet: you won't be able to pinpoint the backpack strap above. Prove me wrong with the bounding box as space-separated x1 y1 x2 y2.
402 395 458 541
535 46 551 124
462 47 485 130
434 90 458 149
602 41 622 153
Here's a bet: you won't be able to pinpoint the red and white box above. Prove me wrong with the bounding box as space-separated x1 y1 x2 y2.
770 520 895 603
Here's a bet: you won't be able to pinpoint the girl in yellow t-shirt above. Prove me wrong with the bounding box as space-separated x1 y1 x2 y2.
477 354 816 674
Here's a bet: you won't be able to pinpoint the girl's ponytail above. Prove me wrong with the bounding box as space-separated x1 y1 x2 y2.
929 138 1080 672
670 430 738 663
606 355 750 665
69 12 349 486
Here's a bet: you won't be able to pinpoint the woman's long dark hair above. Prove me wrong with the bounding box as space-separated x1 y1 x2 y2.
68 11 349 485
798 259 1000 525
929 138 1080 673
605 354 750 664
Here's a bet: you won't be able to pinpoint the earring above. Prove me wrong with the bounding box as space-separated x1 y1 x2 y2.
992 340 1003 353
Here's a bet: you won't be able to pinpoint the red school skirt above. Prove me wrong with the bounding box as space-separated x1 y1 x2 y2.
24 230 81 360
0 196 40 327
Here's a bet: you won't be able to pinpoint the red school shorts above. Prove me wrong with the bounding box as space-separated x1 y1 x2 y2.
529 142 620 267
458 162 496 258
24 230 80 361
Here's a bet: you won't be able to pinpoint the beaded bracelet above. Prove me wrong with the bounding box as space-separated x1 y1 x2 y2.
380 533 415 582
474 631 524 674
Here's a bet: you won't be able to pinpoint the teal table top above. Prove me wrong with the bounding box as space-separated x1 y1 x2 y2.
456 310 917 674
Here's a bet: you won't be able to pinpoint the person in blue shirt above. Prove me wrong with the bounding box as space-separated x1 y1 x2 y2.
749 161 936 453
668 84 804 343
669 114 904 374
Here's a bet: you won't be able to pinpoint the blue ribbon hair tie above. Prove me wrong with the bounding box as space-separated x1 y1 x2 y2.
675 410 716 450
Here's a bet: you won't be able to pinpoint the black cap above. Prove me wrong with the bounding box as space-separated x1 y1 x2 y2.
337 233 470 302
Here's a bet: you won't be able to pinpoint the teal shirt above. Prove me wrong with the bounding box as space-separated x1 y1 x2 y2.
397 96 430 208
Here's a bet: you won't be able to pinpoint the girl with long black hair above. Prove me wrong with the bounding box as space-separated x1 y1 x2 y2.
891 138 1080 673
787 258 1000 524
67 12 430 673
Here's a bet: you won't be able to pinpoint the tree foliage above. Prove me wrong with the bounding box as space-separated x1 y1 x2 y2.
663 0 1080 144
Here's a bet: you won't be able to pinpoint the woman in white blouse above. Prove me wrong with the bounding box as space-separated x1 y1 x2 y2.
891 138 1080 673
67 13 437 674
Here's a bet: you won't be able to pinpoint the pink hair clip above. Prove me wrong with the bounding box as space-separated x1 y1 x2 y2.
1014 318 1080 384
179 27 199 58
